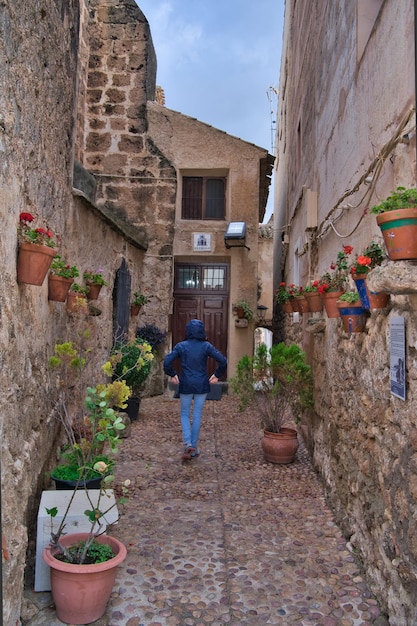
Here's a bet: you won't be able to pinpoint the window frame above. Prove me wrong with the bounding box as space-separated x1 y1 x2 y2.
181 175 226 220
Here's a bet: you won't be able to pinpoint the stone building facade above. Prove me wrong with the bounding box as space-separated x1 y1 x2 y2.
274 1 417 623
0 1 272 623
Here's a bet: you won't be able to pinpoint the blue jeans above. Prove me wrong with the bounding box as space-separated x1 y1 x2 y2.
180 393 207 448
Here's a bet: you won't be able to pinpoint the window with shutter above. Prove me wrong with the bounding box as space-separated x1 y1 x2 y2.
182 176 225 220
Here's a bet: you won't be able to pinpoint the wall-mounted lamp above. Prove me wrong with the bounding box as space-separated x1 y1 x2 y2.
257 304 268 322
224 222 250 250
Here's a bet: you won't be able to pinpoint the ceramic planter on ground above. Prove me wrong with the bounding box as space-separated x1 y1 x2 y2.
48 275 74 302
261 428 299 464
17 242 56 286
43 532 127 624
352 274 389 310
336 300 367 333
376 207 417 260
321 290 345 318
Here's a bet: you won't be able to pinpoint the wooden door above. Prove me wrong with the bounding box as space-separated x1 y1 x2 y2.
172 263 228 379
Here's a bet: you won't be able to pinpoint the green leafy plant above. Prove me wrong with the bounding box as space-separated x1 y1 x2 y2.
232 299 254 321
50 255 79 279
319 245 353 293
69 282 89 295
18 211 57 247
83 270 108 286
338 291 360 303
230 342 313 434
106 338 154 395
303 280 321 293
132 292 150 306
370 186 417 214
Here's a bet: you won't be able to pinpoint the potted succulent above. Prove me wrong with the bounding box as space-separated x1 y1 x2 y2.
17 211 57 285
48 255 79 302
106 338 154 420
44 340 131 623
130 292 150 316
370 186 417 260
230 342 313 464
232 299 254 321
336 291 367 333
350 241 389 309
318 245 354 317
83 269 108 300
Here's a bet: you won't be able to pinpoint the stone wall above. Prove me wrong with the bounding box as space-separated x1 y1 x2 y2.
275 1 417 622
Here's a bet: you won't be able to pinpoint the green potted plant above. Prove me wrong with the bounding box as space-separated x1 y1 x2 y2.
232 299 254 321
230 342 313 464
48 255 79 302
17 211 57 286
275 282 293 313
106 338 154 420
349 241 389 310
370 186 417 260
336 292 367 333
44 338 131 623
130 292 151 316
83 269 108 300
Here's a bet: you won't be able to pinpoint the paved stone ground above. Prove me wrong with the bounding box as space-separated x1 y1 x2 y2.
24 393 389 626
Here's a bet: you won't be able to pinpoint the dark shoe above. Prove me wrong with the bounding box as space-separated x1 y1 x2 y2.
181 446 195 461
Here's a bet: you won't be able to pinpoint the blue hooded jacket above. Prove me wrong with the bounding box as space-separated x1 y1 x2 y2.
163 319 227 394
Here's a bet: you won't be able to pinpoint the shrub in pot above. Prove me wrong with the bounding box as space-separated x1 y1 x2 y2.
230 342 313 463
370 186 417 260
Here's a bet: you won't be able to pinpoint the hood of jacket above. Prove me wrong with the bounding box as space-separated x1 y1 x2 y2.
185 319 206 340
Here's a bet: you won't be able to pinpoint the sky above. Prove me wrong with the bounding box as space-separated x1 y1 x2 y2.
134 0 285 222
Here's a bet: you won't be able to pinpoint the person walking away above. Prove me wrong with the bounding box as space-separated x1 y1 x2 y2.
164 319 227 461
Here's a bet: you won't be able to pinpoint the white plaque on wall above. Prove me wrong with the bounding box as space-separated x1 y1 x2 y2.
390 316 406 400
193 233 211 251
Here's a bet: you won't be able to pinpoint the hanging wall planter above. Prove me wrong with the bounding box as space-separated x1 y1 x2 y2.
375 208 417 260
337 299 367 333
352 274 389 310
304 291 323 313
48 275 74 302
17 243 56 286
321 290 345 318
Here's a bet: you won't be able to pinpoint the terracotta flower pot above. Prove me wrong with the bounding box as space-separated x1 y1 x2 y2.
321 290 345 318
290 298 302 313
336 300 367 333
43 532 127 625
48 275 74 302
130 304 142 316
17 242 56 286
304 291 323 313
66 292 88 314
86 282 103 300
261 428 299 464
352 274 389 310
281 301 293 314
376 207 417 260
294 295 310 314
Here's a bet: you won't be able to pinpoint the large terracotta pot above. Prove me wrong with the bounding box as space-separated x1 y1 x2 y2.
352 274 389 310
376 207 417 260
321 290 344 318
17 242 56 286
261 428 299 464
48 275 74 302
336 300 367 333
304 291 323 313
130 303 142 316
43 532 127 625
